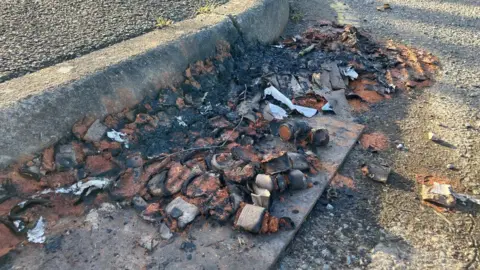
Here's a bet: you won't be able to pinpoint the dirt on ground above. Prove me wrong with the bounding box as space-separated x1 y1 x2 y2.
278 0 480 269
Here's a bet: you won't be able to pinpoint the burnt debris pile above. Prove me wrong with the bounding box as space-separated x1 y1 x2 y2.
0 22 439 255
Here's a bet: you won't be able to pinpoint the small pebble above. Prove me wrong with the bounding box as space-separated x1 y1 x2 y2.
396 143 404 150
447 164 455 170
326 204 334 210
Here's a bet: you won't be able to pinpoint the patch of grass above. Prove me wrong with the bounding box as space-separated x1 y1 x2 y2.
156 17 173 29
290 11 304 23
197 1 217 14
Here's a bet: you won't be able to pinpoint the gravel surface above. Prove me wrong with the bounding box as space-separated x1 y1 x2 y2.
0 0 228 82
279 0 480 269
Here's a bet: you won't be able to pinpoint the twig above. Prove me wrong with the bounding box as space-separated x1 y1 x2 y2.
468 214 476 235
433 209 453 227
464 236 478 269
219 85 247 147
220 115 244 147
463 214 478 269
151 145 224 160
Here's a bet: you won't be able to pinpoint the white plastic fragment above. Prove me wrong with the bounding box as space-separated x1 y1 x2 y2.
40 189 53 195
201 92 209 103
13 220 25 231
107 129 129 148
54 187 71 194
272 44 285 49
18 201 27 208
341 66 359 80
322 103 334 112
264 85 317 117
295 105 317 118
27 216 46 243
264 86 294 109
264 103 288 120
55 178 112 196
176 116 188 127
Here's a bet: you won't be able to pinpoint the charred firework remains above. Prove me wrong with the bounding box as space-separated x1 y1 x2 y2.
0 22 438 256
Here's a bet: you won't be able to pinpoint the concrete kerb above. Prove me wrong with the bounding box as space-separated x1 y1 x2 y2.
0 0 289 168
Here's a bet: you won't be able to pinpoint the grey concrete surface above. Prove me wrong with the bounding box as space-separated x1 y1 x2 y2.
0 0 229 82
0 0 289 168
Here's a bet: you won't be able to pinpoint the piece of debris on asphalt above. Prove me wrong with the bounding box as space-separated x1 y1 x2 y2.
377 3 391 11
421 183 456 208
361 164 391 183
427 132 456 148
428 132 441 142
446 163 456 170
415 174 463 192
166 197 199 229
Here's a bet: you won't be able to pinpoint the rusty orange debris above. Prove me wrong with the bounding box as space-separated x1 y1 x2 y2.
360 132 390 151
